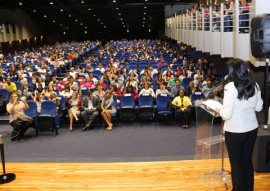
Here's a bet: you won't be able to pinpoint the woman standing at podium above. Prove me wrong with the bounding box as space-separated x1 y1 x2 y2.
215 58 263 191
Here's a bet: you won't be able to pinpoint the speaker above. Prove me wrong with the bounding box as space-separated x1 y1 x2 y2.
250 14 270 58
252 128 270 172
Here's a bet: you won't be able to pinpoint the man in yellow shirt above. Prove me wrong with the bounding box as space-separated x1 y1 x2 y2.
4 78 17 93
172 89 192 128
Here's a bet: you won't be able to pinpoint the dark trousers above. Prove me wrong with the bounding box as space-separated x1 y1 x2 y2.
10 120 32 140
175 108 190 125
81 110 99 127
225 128 258 191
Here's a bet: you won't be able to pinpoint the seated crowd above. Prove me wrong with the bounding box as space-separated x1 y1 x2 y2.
0 39 223 141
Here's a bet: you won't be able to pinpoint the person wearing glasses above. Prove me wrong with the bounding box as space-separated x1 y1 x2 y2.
6 92 32 141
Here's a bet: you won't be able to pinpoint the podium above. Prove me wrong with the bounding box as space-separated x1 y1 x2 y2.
194 102 231 189
0 131 17 184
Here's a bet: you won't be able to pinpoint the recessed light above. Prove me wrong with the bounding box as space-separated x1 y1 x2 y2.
81 0 84 4
60 9 64 12
19 2 23 6
144 6 147 9
101 22 103 25
80 23 83 25
66 27 69 29
149 29 151 32
127 29 129 33
63 31 66 35
142 25 144 27
50 1 53 5
113 0 116 3
93 14 96 17
75 19 78 22
143 18 145 20
33 9 36 12
68 14 71 17
52 20 55 23
116 7 119 10
118 13 121 16
44 15 47 18
97 18 100 21
144 12 146 15
85 26 88 29
60 24 63 26
104 26 107 28
85 31 87 34
88 8 91 11
120 18 123 21
145 0 148 2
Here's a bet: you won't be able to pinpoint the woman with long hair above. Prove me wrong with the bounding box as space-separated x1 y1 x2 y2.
101 91 116 131
68 92 82 131
215 58 263 191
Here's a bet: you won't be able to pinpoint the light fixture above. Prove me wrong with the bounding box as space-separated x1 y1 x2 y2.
80 23 83 25
118 13 121 16
88 8 91 11
85 26 88 29
97 18 100 21
149 29 151 32
52 20 55 23
63 31 66 35
66 27 69 30
75 19 78 22
101 22 103 25
33 9 36 12
143 17 146 20
113 0 116 3
50 1 53 5
144 6 147 9
93 14 96 17
116 7 119 10
68 14 71 17
142 25 144 27
145 0 148 1
60 24 63 26
123 25 126 28
144 12 146 15
122 22 124 24
104 26 107 28
19 2 23 6
44 15 47 18
81 0 85 3
60 9 64 12
120 18 123 21
85 31 87 34
127 29 129 33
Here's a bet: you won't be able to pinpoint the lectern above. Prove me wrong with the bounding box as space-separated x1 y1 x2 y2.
0 131 17 184
195 102 231 189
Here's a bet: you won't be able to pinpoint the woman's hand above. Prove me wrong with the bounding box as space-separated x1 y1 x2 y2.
215 108 221 114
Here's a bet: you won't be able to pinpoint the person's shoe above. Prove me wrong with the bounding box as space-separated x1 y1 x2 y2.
82 125 89 131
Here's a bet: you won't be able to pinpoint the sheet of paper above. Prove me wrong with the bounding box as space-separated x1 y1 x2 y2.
202 100 223 110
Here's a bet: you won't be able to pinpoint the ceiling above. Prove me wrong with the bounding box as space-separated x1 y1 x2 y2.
0 0 195 41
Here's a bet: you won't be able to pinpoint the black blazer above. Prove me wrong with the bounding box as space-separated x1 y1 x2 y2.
81 95 100 111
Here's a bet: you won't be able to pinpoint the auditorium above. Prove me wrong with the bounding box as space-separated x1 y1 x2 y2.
0 0 269 190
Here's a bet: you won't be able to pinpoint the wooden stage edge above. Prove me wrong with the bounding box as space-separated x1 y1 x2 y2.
2 159 270 191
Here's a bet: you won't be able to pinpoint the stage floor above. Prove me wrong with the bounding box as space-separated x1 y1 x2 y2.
2 159 270 191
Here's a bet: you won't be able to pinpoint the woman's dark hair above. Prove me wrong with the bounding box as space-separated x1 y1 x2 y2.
225 58 257 100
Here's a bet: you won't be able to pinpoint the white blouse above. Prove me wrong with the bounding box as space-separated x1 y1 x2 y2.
220 82 263 133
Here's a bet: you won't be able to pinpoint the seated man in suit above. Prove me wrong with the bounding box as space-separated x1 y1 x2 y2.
81 90 100 131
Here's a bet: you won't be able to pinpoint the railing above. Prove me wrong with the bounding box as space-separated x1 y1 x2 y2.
165 0 253 63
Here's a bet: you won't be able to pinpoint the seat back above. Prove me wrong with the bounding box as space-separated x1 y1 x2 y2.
40 100 57 115
120 94 135 108
190 92 205 106
181 78 193 91
138 94 153 109
24 100 37 117
156 94 171 112
0 89 9 104
14 81 23 91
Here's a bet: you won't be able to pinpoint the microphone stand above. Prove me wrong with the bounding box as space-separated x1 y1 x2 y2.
263 58 269 129
0 134 16 184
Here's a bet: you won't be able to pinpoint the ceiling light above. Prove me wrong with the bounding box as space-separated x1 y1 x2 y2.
50 1 53 5
80 23 83 25
44 15 47 18
68 14 71 17
104 26 107 28
93 14 96 17
143 18 145 20
33 9 36 12
75 19 78 22
19 2 23 6
81 0 85 3
120 18 123 21
127 29 129 33
142 25 144 27
88 8 91 11
149 29 151 32
97 18 100 21
113 0 116 3
60 24 63 26
122 22 124 24
116 7 119 10
145 0 148 1
123 25 125 27
85 31 87 34
144 6 147 9
101 22 103 25
118 13 121 16
85 26 88 29
144 12 146 15
63 31 66 35
60 9 64 12
52 20 55 23
66 27 69 30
